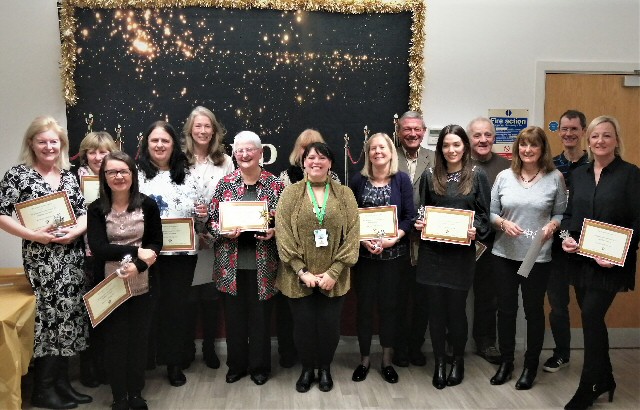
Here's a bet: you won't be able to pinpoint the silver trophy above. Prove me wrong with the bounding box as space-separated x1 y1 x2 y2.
52 214 65 237
373 229 386 250
115 254 133 278
192 194 207 216
559 230 571 241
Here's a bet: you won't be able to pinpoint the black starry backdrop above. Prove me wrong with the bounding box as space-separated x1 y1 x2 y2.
65 7 412 178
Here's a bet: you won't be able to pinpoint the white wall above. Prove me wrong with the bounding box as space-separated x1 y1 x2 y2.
1 0 639 267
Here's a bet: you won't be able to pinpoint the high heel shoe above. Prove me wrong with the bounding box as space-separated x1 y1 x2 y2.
564 376 616 410
446 356 464 386
490 361 514 385
515 367 537 390
432 357 447 390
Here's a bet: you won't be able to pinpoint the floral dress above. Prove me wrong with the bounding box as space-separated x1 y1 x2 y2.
0 164 88 357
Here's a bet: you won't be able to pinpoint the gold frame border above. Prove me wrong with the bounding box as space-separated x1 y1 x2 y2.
58 0 425 110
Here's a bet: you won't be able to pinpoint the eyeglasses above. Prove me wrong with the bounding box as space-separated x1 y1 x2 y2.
105 169 132 178
559 127 581 133
234 147 259 155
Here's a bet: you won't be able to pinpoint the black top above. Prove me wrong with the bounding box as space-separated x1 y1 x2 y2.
87 194 164 279
562 156 640 291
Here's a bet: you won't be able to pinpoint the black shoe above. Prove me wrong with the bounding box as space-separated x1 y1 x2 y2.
515 367 537 390
128 395 148 410
409 350 427 366
381 365 399 384
318 368 333 392
447 356 464 386
250 373 269 385
54 358 93 404
351 364 369 382
432 357 447 390
490 361 514 385
203 351 221 369
564 376 616 410
279 353 298 369
167 365 187 387
392 351 410 367
225 370 247 384
296 368 315 393
476 346 502 365
111 397 128 410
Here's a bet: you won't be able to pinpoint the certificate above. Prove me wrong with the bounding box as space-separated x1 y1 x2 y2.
578 219 633 267
161 218 196 252
83 272 131 327
358 205 398 240
15 191 77 231
421 206 474 245
219 201 269 233
80 175 100 204
475 241 487 261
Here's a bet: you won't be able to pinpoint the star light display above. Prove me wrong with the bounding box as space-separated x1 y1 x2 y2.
62 2 418 175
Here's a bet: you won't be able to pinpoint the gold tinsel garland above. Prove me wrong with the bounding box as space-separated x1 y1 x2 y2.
59 0 425 110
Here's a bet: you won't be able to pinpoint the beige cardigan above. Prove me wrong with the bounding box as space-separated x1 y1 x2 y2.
275 178 360 298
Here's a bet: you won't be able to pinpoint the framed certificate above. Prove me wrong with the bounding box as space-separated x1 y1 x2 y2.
15 191 77 231
83 271 132 327
161 218 196 252
219 201 269 233
358 205 398 240
80 175 100 204
577 218 633 267
421 206 474 245
475 241 487 261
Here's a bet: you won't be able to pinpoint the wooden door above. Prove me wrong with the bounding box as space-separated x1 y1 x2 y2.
544 73 640 330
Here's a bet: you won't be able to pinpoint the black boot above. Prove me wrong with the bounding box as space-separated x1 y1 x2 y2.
318 367 333 392
54 357 93 404
432 357 447 389
295 368 314 393
31 357 77 409
515 367 537 390
447 356 464 386
564 375 616 410
79 350 99 388
490 361 514 385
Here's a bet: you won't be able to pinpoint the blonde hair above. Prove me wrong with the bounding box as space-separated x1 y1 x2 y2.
510 126 555 175
289 129 325 166
182 106 227 166
20 116 70 170
585 115 623 161
78 131 118 166
361 133 399 178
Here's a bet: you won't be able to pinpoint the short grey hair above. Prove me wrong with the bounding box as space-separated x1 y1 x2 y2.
466 117 495 136
396 110 426 132
233 131 262 151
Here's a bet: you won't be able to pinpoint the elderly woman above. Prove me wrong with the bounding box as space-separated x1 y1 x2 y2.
276 142 359 393
348 133 415 384
414 125 490 389
207 131 283 385
489 126 566 390
138 121 203 387
72 130 118 387
0 116 92 408
561 116 639 410
88 151 163 410
181 106 234 370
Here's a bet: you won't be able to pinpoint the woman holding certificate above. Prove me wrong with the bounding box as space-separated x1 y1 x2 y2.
181 106 234 370
489 126 566 390
207 131 283 386
413 125 490 389
560 116 640 410
0 116 92 408
87 151 163 410
276 142 360 393
348 132 414 384
138 121 203 387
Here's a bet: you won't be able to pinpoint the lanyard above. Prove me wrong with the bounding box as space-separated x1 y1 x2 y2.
307 181 329 226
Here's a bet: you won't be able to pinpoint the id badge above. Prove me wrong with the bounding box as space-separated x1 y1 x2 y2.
314 228 328 247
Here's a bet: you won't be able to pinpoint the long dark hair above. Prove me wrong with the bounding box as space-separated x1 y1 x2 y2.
97 151 143 214
433 124 473 195
137 120 188 184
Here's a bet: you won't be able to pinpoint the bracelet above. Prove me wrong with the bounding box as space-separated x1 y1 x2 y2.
500 220 505 231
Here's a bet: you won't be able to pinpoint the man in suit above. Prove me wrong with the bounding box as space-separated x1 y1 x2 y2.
393 111 435 367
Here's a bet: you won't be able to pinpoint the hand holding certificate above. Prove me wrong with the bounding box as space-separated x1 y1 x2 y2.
83 255 134 327
577 219 633 267
358 205 398 241
420 206 475 245
219 201 269 233
15 191 77 233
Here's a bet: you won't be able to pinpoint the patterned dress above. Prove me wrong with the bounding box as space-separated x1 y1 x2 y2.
0 164 88 357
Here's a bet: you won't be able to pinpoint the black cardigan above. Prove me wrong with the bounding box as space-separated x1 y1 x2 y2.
87 194 163 280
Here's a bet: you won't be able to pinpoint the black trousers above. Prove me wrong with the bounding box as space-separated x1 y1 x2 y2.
426 284 469 358
574 286 616 384
288 290 345 369
103 292 154 400
184 282 219 361
275 292 297 359
395 263 429 355
152 254 197 366
222 269 273 375
494 256 550 368
547 245 572 360
472 247 498 350
354 256 404 356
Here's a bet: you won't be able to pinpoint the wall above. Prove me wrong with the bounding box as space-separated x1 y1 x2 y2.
1 0 639 268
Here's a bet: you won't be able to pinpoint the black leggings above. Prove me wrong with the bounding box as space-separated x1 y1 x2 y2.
426 284 469 358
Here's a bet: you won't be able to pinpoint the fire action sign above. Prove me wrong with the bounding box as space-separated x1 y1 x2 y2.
488 109 529 159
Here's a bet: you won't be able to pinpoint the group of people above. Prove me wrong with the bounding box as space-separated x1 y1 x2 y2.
0 109 637 410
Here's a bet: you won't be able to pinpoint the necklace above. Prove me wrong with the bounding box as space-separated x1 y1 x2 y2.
520 169 540 183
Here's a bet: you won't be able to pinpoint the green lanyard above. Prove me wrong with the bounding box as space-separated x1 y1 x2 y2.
307 181 329 226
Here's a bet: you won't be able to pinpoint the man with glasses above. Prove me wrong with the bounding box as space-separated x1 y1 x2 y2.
393 111 435 367
543 109 589 373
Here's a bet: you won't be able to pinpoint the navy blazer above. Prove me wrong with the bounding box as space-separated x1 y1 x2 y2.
349 171 416 235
